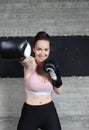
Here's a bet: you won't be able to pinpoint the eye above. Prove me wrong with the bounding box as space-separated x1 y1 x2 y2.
37 48 41 50
45 48 49 51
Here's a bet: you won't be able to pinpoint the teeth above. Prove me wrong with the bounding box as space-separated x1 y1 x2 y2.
40 56 44 58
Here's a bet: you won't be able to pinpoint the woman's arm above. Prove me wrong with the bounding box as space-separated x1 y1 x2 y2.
21 56 34 68
21 56 37 79
53 87 62 94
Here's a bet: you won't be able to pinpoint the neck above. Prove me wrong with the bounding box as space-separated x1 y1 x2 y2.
37 65 46 75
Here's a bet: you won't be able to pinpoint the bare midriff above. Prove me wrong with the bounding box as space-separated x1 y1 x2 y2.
25 93 52 105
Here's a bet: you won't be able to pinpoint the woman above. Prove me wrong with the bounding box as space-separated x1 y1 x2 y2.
0 31 62 130
17 31 62 130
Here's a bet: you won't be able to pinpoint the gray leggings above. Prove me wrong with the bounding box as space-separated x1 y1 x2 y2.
17 101 61 130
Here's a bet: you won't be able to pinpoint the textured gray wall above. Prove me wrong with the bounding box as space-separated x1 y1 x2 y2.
0 77 89 130
0 0 89 130
0 0 89 36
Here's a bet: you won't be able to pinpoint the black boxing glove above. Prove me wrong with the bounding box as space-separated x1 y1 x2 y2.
0 40 31 61
43 60 62 88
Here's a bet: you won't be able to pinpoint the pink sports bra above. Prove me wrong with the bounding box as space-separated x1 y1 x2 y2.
24 69 53 95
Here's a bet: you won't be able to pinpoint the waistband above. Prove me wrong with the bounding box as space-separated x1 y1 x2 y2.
21 101 56 117
23 100 54 109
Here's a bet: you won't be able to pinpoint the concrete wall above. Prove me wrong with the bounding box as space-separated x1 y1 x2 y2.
0 0 89 36
0 77 89 130
0 0 89 130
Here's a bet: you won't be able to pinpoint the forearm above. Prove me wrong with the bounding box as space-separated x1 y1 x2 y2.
21 56 33 68
53 87 62 94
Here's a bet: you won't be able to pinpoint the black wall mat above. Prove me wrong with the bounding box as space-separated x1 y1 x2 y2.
0 36 89 77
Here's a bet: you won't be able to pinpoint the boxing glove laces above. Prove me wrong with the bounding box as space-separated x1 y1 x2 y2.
43 60 62 88
0 40 31 61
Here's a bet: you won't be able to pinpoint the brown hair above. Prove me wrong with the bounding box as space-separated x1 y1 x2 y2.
33 31 51 47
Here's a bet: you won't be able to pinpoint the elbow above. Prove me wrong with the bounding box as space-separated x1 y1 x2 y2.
57 87 62 94
53 87 62 95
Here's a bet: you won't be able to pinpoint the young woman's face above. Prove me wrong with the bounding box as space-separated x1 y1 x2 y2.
33 40 50 64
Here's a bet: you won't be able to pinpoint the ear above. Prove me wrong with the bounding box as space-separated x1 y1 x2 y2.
33 47 35 53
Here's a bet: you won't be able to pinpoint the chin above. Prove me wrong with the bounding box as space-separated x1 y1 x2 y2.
39 58 46 62
39 60 44 63
37 57 48 64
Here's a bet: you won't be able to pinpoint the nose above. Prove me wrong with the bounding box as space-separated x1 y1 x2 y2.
40 50 45 55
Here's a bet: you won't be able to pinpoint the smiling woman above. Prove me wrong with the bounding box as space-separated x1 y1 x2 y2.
0 31 62 130
33 40 50 63
17 31 62 130
33 31 51 64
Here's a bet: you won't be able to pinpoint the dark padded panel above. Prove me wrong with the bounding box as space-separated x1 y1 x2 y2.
0 36 89 77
